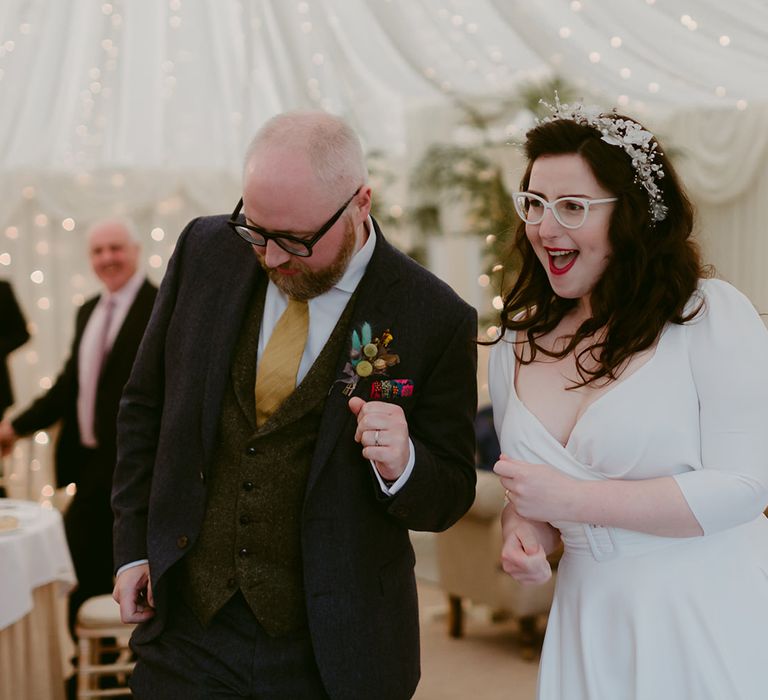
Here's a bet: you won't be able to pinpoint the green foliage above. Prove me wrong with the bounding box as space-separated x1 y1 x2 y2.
512 75 579 119
371 76 577 320
367 149 397 229
367 149 426 266
411 144 517 274
407 75 576 323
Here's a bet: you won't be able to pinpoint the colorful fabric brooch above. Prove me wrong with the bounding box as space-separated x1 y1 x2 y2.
338 323 400 396
370 379 414 400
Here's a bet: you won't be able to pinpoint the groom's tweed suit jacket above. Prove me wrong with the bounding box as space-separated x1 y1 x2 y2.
112 214 478 700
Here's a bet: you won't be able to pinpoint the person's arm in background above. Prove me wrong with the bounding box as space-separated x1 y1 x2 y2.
0 287 85 456
8 302 90 436
0 281 30 358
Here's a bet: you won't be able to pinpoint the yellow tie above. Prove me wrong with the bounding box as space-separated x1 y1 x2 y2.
255 298 309 426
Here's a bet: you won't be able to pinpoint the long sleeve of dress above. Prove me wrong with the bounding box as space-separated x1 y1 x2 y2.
673 278 768 534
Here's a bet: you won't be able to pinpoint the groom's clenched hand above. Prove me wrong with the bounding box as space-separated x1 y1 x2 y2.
113 563 156 623
349 397 410 482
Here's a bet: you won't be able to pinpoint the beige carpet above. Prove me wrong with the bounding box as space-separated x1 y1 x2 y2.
415 581 539 700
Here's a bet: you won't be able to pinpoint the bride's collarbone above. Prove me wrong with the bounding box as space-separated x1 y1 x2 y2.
516 363 603 445
519 358 601 409
515 343 656 444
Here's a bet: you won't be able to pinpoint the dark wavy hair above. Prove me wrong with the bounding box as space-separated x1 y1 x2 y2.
495 115 706 387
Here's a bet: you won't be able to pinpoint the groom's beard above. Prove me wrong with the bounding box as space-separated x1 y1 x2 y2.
257 218 356 301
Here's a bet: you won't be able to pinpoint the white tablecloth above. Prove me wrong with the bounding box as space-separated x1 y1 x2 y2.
0 499 76 630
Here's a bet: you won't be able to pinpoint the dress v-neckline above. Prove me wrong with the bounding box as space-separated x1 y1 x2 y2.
509 325 669 449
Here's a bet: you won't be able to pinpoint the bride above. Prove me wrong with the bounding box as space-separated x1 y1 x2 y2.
489 97 768 699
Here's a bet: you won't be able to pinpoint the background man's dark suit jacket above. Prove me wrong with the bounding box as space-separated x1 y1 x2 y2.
13 279 157 623
0 280 30 416
112 216 478 700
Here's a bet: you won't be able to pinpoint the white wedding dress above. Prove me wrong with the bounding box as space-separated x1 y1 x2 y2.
489 279 768 700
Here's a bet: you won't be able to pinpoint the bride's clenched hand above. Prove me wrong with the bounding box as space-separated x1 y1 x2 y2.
499 504 553 584
495 454 580 522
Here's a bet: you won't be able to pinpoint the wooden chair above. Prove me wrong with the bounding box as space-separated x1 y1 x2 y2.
74 594 135 698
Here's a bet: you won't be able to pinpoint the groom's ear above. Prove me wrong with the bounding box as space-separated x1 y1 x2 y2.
352 186 372 223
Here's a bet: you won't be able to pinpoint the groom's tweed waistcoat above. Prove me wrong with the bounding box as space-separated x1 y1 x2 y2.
183 280 357 635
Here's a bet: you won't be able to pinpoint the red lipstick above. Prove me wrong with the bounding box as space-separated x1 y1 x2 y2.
545 248 578 276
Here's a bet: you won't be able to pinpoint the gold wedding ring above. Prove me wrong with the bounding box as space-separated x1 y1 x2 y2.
504 489 512 503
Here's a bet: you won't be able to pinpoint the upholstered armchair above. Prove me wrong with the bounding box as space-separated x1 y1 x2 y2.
434 469 557 657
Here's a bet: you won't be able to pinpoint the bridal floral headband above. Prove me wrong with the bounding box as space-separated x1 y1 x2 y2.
538 94 669 223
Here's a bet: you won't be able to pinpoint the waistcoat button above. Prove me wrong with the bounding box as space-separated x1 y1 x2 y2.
238 548 248 558
242 481 254 491
177 535 189 549
245 446 258 456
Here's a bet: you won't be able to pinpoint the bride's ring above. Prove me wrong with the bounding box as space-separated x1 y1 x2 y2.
374 430 380 447
504 489 512 503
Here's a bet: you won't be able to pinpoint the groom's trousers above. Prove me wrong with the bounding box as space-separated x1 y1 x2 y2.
129 590 330 699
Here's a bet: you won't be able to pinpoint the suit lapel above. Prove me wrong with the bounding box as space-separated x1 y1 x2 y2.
201 254 259 461
306 227 403 495
76 297 99 348
229 279 267 431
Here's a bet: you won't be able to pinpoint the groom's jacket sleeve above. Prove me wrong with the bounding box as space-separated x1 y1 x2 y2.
380 300 478 532
111 220 198 571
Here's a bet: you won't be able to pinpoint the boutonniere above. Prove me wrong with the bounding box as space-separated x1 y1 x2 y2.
338 322 400 396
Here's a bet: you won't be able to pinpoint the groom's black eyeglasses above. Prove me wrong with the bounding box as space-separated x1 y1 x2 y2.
227 188 360 257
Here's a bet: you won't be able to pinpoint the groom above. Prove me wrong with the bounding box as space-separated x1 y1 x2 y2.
111 111 478 699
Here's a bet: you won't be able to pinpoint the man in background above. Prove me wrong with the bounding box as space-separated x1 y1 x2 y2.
0 219 157 634
111 111 478 699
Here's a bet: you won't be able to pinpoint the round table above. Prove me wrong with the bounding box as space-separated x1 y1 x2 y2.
0 499 77 699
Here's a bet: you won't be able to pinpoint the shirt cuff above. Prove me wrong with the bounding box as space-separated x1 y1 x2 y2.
116 559 149 578
371 439 415 496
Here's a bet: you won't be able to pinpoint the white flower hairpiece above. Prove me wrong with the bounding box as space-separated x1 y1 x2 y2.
538 94 669 223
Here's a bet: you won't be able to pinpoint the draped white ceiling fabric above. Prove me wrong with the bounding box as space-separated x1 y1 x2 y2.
1 0 767 497
2 0 766 173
